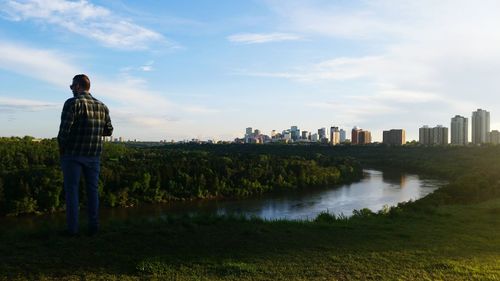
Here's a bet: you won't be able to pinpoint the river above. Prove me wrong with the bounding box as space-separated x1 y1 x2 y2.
1 169 446 229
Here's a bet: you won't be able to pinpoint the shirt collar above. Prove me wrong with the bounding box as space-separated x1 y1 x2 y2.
76 91 91 96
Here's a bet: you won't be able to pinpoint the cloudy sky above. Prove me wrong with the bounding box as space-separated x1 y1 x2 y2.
1 0 500 141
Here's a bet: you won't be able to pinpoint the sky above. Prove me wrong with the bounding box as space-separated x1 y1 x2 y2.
1 0 500 142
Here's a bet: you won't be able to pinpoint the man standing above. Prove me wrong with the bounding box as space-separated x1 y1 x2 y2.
58 74 113 236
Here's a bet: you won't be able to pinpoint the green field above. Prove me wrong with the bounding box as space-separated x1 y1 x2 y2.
1 143 500 280
1 198 499 280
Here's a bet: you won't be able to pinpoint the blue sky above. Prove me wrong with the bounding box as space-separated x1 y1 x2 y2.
1 0 500 141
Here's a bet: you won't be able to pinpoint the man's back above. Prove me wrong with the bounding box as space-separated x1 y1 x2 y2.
57 92 113 156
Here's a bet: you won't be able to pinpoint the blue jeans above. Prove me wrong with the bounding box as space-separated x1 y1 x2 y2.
60 155 100 234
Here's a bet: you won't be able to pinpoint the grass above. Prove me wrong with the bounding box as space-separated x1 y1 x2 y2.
0 198 499 280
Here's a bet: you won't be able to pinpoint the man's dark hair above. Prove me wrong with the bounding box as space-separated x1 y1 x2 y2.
73 74 91 91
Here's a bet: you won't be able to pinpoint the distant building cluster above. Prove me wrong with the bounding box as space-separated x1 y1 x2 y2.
238 125 406 146
237 108 500 147
419 109 499 146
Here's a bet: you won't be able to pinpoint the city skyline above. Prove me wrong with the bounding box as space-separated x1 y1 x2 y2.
242 108 497 145
1 1 500 141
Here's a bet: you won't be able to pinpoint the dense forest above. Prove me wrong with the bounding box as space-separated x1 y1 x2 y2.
0 137 362 216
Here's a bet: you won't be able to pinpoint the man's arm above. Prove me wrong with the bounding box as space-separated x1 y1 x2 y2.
57 99 75 155
103 106 113 137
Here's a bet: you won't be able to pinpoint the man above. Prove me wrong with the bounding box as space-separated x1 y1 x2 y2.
58 74 113 236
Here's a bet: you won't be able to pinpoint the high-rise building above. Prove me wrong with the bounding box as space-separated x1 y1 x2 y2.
339 129 346 143
490 130 500 144
254 129 261 136
432 126 448 145
383 129 406 145
419 125 432 145
451 115 468 145
351 127 361 145
358 130 372 144
283 131 291 140
351 127 371 144
472 109 490 144
419 125 448 145
330 126 340 145
245 127 253 143
301 131 308 140
291 126 300 141
318 128 327 141
311 133 319 142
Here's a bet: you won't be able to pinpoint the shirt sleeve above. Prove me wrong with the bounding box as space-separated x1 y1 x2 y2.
103 106 113 137
57 99 75 150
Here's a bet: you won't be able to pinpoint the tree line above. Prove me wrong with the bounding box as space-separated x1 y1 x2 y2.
0 137 362 216
155 143 500 206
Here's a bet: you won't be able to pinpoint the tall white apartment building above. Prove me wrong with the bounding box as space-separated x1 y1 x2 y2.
451 115 468 145
472 109 490 144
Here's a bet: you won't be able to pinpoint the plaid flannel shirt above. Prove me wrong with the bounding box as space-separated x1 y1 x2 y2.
57 92 113 156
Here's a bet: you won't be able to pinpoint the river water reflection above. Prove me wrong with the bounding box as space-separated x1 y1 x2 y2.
158 168 445 220
2 169 446 228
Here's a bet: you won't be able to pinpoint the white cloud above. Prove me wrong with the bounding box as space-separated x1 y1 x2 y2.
244 0 500 140
0 41 220 139
243 56 384 82
139 60 154 72
228 32 301 44
0 97 59 112
264 0 405 40
0 0 171 50
0 41 78 87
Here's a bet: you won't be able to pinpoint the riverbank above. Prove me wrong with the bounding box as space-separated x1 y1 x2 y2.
0 138 363 216
1 197 499 280
0 169 441 228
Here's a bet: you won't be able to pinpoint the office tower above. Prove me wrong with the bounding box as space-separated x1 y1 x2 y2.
383 129 406 145
283 131 291 140
245 127 253 143
301 131 308 140
432 125 448 145
330 126 340 145
291 126 300 141
311 133 319 142
254 129 261 136
450 115 468 145
318 128 327 140
472 109 490 144
490 130 500 144
339 129 346 143
358 130 372 144
351 127 361 145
